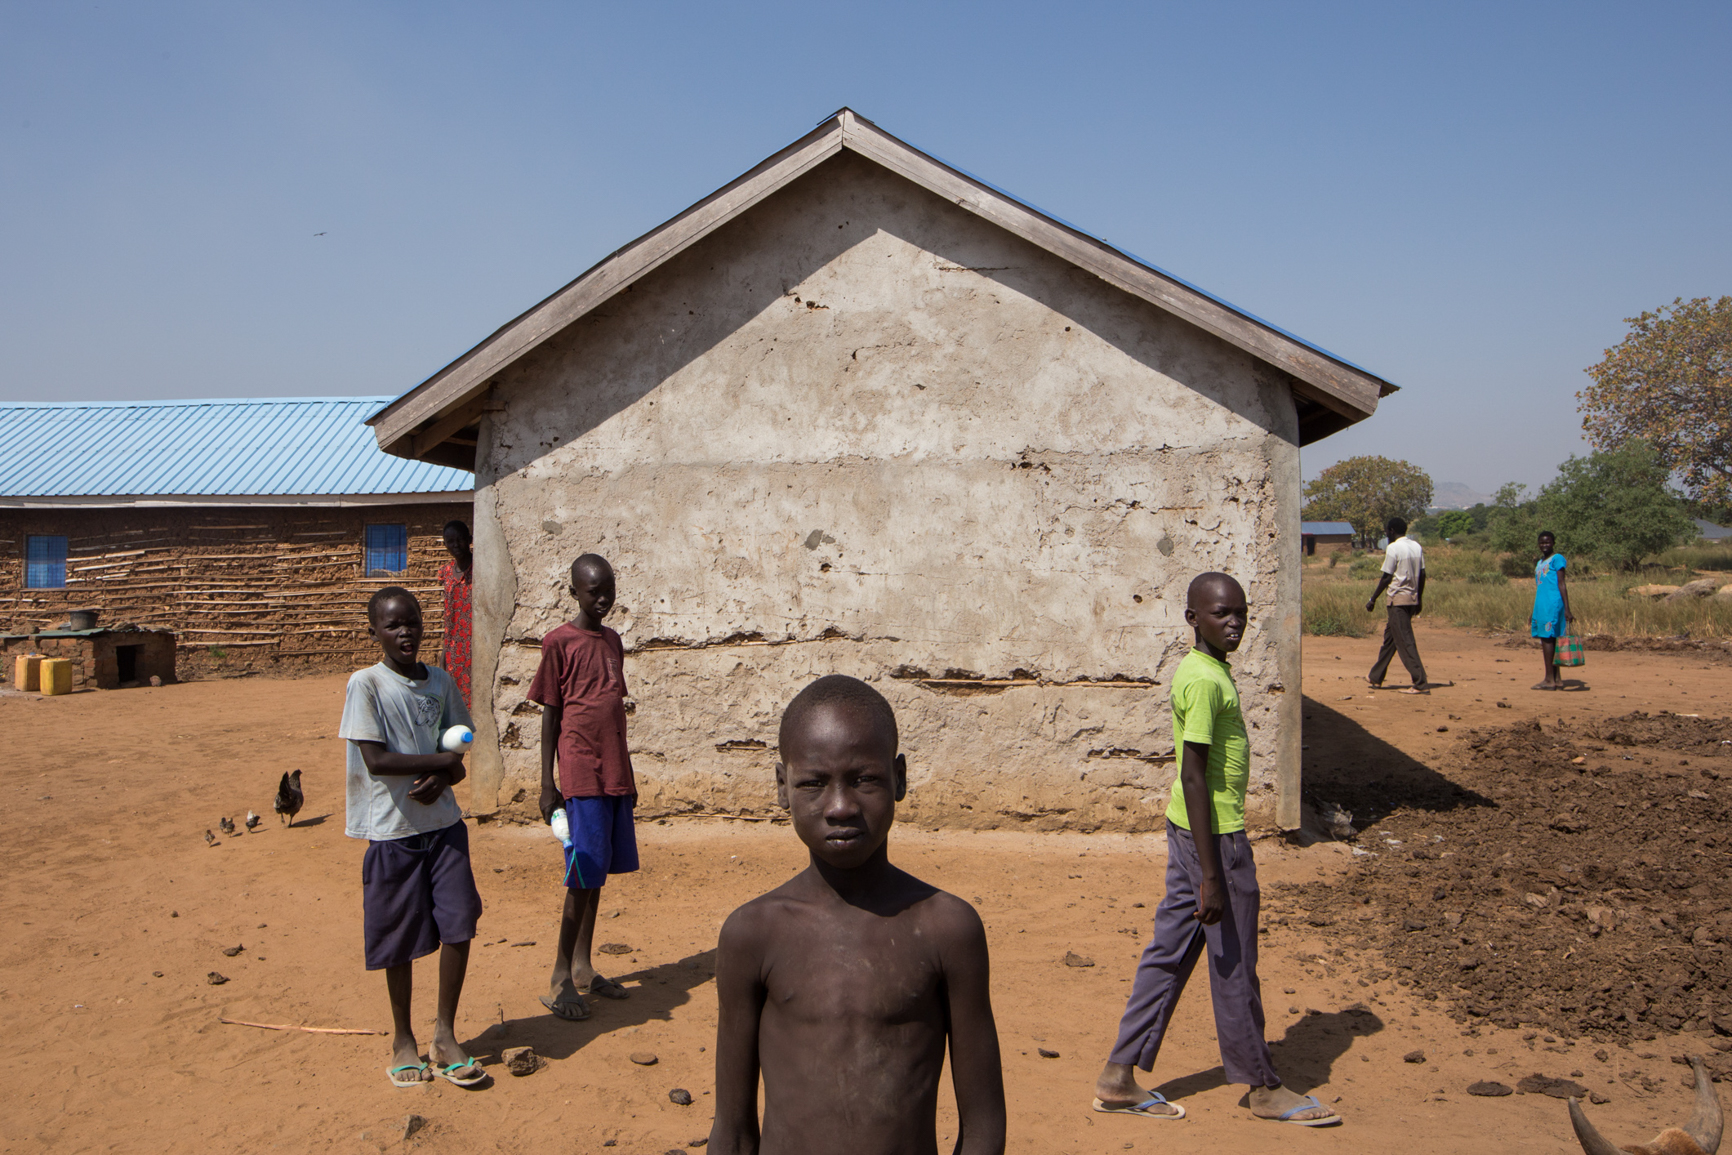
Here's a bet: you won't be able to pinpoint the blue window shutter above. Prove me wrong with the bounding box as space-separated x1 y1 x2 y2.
364 524 408 576
25 535 68 589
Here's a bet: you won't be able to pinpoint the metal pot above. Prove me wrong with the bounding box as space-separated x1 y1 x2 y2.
68 609 99 631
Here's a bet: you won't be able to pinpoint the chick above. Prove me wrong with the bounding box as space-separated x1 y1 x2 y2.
218 816 236 836
244 810 261 832
274 770 304 828
204 829 216 847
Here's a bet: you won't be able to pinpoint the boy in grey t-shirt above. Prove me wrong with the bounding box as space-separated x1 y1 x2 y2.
338 586 486 1088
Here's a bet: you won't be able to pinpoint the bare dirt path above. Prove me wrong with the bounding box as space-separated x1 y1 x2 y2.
4 626 1728 1154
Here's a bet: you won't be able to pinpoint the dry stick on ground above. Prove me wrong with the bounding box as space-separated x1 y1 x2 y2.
219 1017 380 1035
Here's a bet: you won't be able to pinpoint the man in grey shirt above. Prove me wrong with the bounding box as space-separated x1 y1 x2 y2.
1364 517 1429 693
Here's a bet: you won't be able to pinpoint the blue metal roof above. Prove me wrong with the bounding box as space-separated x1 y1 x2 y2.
0 397 473 497
1301 521 1356 535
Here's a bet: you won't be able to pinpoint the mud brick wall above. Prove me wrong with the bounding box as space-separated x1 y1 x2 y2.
0 502 471 675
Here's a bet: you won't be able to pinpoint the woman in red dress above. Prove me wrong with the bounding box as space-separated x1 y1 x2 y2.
439 520 474 708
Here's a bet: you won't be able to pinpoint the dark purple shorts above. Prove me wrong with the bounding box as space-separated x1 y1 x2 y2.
361 820 482 970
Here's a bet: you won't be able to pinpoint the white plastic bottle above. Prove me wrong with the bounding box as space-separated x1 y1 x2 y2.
550 807 572 847
440 725 474 753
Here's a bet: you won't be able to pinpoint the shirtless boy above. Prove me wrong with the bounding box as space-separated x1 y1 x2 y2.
709 675 1005 1155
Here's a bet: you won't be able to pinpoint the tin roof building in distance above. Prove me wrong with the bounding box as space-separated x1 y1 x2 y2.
0 398 474 679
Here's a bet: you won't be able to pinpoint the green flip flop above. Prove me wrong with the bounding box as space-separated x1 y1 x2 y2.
388 1061 429 1088
433 1056 486 1087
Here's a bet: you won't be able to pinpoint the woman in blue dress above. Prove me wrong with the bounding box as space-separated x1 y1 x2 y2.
1531 530 1574 690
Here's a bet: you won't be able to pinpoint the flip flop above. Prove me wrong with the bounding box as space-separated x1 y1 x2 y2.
1272 1094 1340 1126
1397 686 1428 695
1092 1094 1185 1119
387 1061 429 1088
540 993 591 1021
586 974 631 1001
433 1056 487 1087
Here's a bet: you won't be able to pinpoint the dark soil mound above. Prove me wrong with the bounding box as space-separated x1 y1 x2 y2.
1279 713 1732 1044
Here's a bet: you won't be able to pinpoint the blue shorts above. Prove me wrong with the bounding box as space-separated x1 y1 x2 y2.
563 796 639 889
361 821 482 970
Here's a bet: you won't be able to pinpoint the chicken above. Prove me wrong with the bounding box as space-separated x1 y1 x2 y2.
204 829 216 847
274 770 304 827
218 816 236 836
244 810 261 832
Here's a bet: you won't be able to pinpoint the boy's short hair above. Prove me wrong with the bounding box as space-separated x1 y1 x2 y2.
443 520 471 542
779 674 898 755
368 585 420 623
1538 529 1555 540
1386 517 1408 538
571 553 612 583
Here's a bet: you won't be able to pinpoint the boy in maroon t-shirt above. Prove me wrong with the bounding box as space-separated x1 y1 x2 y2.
529 553 638 1020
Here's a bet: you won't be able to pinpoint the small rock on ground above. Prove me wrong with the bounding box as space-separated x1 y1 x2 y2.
629 1052 658 1066
1403 1050 1426 1063
206 971 228 985
1063 951 1094 968
1037 1048 1060 1059
599 942 634 955
1467 1081 1512 1097
1517 1074 1588 1099
503 1046 544 1076
669 1088 693 1105
402 1114 428 1141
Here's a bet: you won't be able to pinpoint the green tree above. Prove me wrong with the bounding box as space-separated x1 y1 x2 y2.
1536 441 1694 570
1488 482 1540 557
1435 510 1474 538
1579 296 1732 506
1302 456 1433 545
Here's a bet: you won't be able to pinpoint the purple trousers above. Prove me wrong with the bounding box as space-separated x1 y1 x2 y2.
1108 821 1279 1087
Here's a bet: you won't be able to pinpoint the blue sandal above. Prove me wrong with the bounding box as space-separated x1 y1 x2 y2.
1275 1094 1340 1126
1092 1093 1186 1119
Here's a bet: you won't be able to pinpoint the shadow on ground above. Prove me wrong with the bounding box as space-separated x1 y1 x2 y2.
465 948 717 1064
1300 696 1493 828
1152 1006 1385 1102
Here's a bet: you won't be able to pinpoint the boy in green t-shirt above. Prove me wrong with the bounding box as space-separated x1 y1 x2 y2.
1090 572 1339 1127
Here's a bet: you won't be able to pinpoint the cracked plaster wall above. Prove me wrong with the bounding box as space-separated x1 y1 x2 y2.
472 151 1301 832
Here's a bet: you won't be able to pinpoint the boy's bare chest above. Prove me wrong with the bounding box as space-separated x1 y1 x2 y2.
761 916 944 1025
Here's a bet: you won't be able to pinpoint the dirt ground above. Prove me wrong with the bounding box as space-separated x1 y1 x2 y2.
6 623 1732 1154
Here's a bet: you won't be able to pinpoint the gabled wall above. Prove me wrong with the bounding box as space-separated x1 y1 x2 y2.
472 152 1301 831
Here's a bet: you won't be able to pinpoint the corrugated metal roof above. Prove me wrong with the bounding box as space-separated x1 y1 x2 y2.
1301 521 1356 535
0 398 473 497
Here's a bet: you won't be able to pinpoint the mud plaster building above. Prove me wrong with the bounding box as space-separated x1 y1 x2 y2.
0 398 472 678
372 110 1396 831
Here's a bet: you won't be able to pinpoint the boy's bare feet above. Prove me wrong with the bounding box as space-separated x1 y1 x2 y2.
542 973 591 1021
1092 1061 1183 1118
389 1032 430 1083
1250 1083 1339 1124
429 1023 484 1085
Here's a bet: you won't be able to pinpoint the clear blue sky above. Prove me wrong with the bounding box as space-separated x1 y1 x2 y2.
3 2 1728 494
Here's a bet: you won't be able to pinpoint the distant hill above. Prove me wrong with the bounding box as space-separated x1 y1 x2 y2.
1431 482 1493 510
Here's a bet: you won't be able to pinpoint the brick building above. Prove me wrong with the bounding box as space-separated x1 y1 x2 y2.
0 398 473 680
